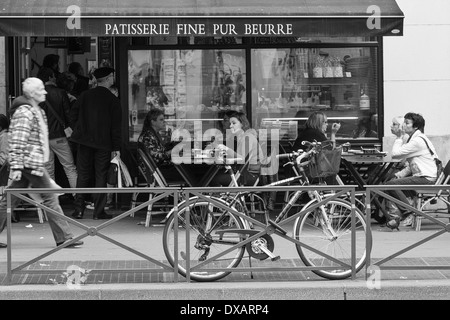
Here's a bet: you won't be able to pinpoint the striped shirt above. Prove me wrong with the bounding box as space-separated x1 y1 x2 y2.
9 104 49 176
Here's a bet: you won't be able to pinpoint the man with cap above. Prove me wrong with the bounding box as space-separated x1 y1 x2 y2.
70 67 122 220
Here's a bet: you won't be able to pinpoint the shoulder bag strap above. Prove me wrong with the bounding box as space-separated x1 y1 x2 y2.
418 136 435 157
44 101 66 128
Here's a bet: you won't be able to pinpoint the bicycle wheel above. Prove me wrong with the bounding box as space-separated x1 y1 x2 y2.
163 197 246 282
294 198 368 280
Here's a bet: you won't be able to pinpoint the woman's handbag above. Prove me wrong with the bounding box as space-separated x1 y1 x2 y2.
305 146 342 179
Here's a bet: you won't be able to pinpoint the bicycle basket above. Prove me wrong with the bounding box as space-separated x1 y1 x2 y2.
305 146 342 178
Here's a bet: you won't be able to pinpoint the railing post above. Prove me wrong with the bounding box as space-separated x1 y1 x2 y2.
184 188 191 282
6 190 12 285
365 187 372 280
351 187 356 279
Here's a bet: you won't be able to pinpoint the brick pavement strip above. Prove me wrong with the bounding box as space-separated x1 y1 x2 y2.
1 257 450 286
1 209 450 299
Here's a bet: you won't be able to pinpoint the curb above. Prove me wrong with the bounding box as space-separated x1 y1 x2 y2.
1 279 450 300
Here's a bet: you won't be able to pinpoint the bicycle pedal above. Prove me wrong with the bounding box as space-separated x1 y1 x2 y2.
271 256 281 262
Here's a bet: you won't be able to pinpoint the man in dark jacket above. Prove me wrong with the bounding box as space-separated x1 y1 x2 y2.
70 67 122 220
37 67 78 190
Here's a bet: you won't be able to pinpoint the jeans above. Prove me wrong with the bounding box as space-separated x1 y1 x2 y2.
45 137 78 189
73 144 110 216
383 175 434 214
0 168 73 244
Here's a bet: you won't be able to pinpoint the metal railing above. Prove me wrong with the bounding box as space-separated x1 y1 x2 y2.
179 185 362 281
6 183 449 285
4 187 180 285
364 185 450 278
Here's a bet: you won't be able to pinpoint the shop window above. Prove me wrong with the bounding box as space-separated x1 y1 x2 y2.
251 46 379 143
128 49 246 143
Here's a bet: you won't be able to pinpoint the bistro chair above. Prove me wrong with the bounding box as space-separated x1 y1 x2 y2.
131 145 185 227
412 159 450 231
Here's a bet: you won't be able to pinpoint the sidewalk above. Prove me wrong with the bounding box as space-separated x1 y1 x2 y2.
1 202 450 300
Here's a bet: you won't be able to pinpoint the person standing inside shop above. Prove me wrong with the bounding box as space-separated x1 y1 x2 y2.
0 77 83 248
41 54 61 79
36 67 78 191
68 62 89 98
70 67 122 220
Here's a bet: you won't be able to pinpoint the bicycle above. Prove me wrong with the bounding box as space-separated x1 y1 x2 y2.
162 142 368 282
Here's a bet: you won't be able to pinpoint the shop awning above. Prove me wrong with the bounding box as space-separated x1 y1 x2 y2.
0 0 404 37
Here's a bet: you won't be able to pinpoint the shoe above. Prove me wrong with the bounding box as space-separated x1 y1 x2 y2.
86 204 110 210
401 213 414 227
386 217 400 231
57 239 84 248
71 210 84 219
0 242 7 248
93 212 113 220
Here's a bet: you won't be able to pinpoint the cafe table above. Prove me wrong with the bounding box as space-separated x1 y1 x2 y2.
174 152 244 187
340 150 402 190
340 149 403 222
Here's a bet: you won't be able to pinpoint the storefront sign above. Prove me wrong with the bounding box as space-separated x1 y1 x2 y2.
0 17 403 37
0 0 404 37
104 23 293 36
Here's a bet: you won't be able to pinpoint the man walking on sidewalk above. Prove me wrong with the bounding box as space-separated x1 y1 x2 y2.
0 77 83 249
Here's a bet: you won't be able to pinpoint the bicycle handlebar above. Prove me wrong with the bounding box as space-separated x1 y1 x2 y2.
276 148 314 167
276 151 301 160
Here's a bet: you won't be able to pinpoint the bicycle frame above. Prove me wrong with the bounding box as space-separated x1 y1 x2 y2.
162 142 367 281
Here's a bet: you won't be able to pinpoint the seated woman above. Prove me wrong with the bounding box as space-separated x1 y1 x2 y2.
138 108 183 183
293 111 340 151
292 111 341 185
384 112 438 230
210 112 262 187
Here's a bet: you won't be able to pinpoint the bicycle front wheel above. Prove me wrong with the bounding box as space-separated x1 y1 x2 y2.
163 198 246 282
294 199 367 280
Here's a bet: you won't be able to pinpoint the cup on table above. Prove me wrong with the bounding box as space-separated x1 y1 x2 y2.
208 149 216 158
216 149 226 162
342 143 350 153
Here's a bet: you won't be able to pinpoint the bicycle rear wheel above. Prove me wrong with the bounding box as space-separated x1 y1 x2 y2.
163 197 246 282
294 199 368 280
